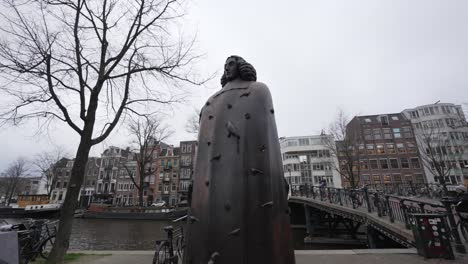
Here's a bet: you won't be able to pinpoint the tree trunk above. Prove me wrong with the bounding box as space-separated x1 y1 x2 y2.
46 133 93 264
139 189 144 207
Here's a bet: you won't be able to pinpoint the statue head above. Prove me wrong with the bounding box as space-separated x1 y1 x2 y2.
221 55 257 87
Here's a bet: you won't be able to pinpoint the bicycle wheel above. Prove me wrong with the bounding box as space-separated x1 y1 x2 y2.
153 241 172 264
39 235 55 259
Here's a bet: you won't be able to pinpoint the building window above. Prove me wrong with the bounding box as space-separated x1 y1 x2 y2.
402 127 413 138
401 158 410 169
158 185 162 192
383 174 391 183
393 128 401 138
360 160 369 170
376 144 385 154
369 159 378 169
386 143 396 154
58 192 63 201
410 158 421 169
364 129 372 140
362 175 370 184
187 145 192 153
299 138 310 146
406 142 417 153
358 145 365 155
373 129 382 140
181 144 186 153
380 116 389 126
367 144 375 155
389 159 399 169
372 175 381 184
171 185 176 191
383 128 392 139
393 174 402 183
410 111 419 118
404 174 413 183
414 174 424 183
396 143 406 153
380 159 389 169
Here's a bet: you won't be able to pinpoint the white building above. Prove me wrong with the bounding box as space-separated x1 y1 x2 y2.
280 135 342 190
402 103 468 185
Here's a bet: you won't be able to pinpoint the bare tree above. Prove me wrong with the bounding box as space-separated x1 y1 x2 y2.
33 147 69 198
322 109 361 189
0 1 206 262
125 115 173 206
185 108 200 134
1 158 29 206
417 123 464 196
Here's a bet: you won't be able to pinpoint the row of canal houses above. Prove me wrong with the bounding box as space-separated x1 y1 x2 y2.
49 140 197 207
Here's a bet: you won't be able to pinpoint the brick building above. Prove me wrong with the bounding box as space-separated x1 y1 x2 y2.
343 113 426 186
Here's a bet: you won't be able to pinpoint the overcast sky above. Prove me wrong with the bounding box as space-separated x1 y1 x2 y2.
1 0 468 172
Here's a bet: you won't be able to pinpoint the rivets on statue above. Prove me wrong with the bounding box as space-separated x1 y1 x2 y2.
210 154 221 161
250 168 264 175
259 144 266 152
189 215 199 223
224 201 231 211
245 113 251 119
207 141 211 146
206 101 211 106
209 115 214 120
240 92 250 97
270 109 274 114
227 104 232 109
228 228 240 236
205 180 210 186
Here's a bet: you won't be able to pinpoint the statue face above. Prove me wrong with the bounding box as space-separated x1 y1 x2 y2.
224 57 239 82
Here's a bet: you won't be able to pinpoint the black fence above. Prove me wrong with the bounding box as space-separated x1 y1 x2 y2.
291 184 467 253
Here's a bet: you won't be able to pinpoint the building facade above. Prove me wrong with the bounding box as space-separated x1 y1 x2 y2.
50 158 73 203
115 160 137 206
78 157 100 207
402 103 468 185
178 140 197 203
344 113 426 186
280 135 342 190
154 145 180 206
96 146 133 203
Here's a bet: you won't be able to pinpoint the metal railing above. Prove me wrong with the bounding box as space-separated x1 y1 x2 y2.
291 184 467 253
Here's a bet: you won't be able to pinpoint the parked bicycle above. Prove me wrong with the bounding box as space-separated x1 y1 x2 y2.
152 215 186 264
1 219 58 264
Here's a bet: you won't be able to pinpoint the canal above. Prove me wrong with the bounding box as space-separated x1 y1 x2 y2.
6 218 367 250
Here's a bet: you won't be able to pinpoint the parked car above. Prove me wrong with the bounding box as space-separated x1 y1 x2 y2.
151 201 166 207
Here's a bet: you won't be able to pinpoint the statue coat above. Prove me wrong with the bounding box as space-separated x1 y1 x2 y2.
183 80 295 264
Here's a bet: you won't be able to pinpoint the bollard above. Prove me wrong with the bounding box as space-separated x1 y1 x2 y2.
440 198 466 254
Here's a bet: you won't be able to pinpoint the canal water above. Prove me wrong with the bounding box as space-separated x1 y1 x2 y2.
5 218 367 250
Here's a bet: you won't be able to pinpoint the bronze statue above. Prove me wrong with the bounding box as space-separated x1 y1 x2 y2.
183 56 295 264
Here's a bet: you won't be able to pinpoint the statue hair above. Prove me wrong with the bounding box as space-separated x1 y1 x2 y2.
220 55 257 86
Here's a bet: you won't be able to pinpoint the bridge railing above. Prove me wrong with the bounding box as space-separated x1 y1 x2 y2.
291 184 467 252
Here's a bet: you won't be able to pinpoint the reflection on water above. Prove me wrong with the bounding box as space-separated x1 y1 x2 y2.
4 218 366 250
70 219 171 250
